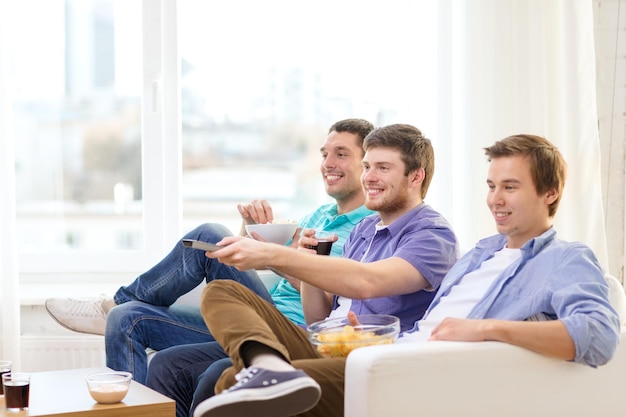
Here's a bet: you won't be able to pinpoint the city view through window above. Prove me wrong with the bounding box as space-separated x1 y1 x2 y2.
11 0 438 273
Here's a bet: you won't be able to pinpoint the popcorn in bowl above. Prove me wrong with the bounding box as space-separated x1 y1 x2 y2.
270 219 297 224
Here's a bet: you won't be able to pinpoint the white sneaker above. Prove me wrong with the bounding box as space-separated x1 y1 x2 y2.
44 297 114 336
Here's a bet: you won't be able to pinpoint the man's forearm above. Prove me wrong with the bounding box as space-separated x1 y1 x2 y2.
301 283 333 324
484 319 576 360
429 317 576 361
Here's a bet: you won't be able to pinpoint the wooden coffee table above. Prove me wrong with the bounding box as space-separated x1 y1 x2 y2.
0 367 174 417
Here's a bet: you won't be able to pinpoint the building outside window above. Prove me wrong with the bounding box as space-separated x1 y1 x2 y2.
8 0 438 279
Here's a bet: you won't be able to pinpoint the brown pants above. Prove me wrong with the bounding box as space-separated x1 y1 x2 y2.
200 280 346 417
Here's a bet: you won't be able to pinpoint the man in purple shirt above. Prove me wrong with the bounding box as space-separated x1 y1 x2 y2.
190 123 459 417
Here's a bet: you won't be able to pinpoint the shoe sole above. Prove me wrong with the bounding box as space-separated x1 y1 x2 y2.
193 377 321 417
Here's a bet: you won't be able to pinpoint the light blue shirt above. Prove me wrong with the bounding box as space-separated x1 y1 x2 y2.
405 227 620 367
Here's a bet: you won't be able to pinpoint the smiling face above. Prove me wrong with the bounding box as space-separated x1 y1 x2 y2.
320 131 366 213
361 147 424 224
486 155 558 248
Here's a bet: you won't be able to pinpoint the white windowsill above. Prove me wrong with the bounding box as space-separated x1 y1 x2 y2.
19 282 123 306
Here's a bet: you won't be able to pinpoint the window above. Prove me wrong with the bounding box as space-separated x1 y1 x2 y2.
11 0 148 275
6 0 439 279
178 0 439 234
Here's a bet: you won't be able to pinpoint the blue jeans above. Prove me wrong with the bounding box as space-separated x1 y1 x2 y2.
104 223 273 384
145 341 231 417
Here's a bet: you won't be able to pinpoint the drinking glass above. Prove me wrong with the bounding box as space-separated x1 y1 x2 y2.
0 361 11 396
2 372 30 411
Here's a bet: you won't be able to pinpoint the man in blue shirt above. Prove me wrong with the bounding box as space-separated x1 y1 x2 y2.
405 134 619 365
193 133 619 417
44 118 377 385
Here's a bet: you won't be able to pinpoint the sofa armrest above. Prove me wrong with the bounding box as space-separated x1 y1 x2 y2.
345 329 626 417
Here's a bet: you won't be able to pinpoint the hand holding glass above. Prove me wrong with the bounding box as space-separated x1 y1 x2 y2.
309 231 336 255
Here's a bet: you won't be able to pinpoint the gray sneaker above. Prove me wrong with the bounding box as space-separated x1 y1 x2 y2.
193 367 321 417
44 297 114 336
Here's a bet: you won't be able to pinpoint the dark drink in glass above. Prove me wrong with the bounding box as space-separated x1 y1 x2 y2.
315 240 333 255
4 380 29 410
307 231 335 255
2 373 30 411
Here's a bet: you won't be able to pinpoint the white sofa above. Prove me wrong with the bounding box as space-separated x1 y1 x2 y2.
344 275 626 417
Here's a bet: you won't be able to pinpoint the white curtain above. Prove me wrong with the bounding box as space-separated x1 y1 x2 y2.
433 0 608 268
0 1 21 366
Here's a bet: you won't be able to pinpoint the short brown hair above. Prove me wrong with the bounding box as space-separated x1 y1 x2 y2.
363 124 434 199
328 118 375 149
484 134 567 217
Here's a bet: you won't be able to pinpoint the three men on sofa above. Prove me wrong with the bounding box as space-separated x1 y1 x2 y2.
193 132 619 417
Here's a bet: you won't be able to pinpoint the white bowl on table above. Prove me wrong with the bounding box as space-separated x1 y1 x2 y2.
85 371 132 404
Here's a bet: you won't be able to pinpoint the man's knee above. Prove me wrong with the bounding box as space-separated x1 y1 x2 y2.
193 223 233 240
106 301 153 331
146 349 183 381
202 279 240 300
146 351 168 379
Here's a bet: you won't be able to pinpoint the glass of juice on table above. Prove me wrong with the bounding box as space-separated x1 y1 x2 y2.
0 361 11 396
2 372 30 411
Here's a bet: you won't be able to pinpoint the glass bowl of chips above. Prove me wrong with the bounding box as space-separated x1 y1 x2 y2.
307 314 400 358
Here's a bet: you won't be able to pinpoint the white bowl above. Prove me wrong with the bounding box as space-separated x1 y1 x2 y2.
85 371 132 404
245 222 298 244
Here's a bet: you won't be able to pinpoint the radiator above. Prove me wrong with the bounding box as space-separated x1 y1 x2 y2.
21 335 106 372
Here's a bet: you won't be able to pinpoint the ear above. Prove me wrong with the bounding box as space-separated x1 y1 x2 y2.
545 188 559 205
409 167 425 187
